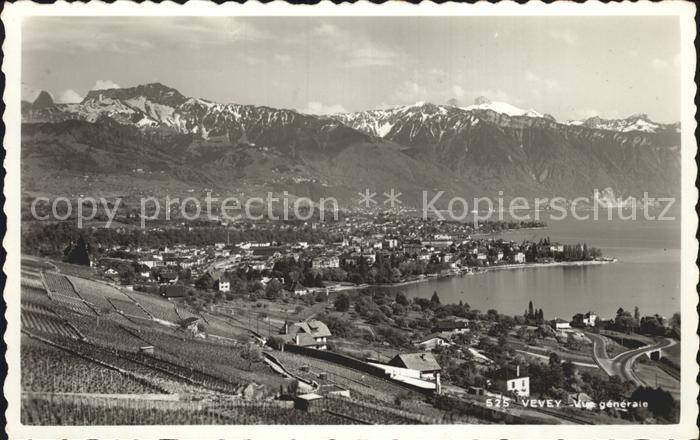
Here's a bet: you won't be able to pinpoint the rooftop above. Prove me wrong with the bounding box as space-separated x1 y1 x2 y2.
390 352 441 372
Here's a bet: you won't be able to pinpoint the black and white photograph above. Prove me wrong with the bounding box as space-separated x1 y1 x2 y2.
3 2 698 439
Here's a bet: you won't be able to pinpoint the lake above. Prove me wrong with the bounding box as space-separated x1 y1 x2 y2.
400 211 681 320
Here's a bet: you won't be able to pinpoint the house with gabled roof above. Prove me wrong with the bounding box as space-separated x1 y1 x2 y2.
281 319 332 350
388 352 442 379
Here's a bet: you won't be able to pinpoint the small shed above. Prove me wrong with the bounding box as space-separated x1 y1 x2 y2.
294 393 324 412
139 345 154 355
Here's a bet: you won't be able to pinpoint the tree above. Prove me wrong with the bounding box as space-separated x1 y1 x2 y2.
633 306 640 326
614 309 636 334
629 386 677 421
562 361 576 379
548 352 561 367
430 291 441 306
240 343 263 370
265 279 283 300
334 293 350 312
565 334 583 351
64 235 91 266
669 312 681 336
528 301 534 319
395 292 409 306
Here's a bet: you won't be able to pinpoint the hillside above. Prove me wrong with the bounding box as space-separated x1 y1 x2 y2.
21 83 681 207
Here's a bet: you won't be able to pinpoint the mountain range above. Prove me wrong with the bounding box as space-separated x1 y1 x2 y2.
21 83 681 208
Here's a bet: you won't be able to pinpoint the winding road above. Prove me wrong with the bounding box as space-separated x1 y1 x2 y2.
587 332 677 386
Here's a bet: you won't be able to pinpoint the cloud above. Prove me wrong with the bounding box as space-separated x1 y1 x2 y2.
310 22 402 68
313 23 339 37
525 71 560 94
394 80 429 103
274 54 291 63
549 30 578 45
345 45 401 67
23 17 266 54
651 58 670 70
470 89 519 104
21 83 41 102
57 89 83 103
301 101 347 115
526 71 541 82
242 54 264 65
573 108 601 120
451 85 466 99
91 80 121 91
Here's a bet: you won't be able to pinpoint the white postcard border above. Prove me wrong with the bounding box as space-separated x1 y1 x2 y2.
2 1 697 439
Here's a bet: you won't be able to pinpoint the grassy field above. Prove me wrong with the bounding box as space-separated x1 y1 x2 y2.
635 363 680 401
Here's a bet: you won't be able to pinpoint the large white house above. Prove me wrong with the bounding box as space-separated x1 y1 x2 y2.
491 365 530 397
583 312 597 327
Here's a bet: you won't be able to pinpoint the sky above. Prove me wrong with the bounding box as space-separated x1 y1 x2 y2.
22 16 681 122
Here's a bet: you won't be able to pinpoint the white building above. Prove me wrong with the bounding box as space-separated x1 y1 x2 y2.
583 312 597 327
217 279 230 293
312 256 340 269
493 365 530 397
505 376 530 397
513 252 526 263
553 318 571 330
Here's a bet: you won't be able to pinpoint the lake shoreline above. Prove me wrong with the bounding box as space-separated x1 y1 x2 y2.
366 258 617 289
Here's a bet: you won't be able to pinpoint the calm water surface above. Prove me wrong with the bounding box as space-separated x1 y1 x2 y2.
401 212 681 320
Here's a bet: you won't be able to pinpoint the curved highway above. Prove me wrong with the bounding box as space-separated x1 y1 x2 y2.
588 332 677 386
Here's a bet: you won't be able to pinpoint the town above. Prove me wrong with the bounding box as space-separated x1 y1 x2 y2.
19 211 680 425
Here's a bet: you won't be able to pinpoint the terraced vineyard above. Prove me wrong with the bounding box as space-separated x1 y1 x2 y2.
21 272 45 290
109 298 152 319
323 396 428 424
199 313 244 339
19 266 437 425
21 311 83 339
21 257 55 271
21 337 160 394
176 306 200 321
20 284 55 310
67 276 128 311
48 294 98 317
68 313 154 351
123 328 285 390
273 350 419 405
43 272 81 300
127 291 181 323
21 397 353 425
24 333 213 395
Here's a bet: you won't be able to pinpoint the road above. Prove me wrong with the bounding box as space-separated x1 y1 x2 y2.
587 332 677 386
613 338 677 386
514 349 598 368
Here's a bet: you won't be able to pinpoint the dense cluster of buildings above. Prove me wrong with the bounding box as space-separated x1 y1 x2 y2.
91 215 582 302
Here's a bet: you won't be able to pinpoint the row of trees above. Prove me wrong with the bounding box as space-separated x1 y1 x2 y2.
523 238 603 262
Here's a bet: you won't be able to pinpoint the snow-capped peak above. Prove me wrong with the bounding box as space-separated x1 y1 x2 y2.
461 100 543 118
565 113 668 133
